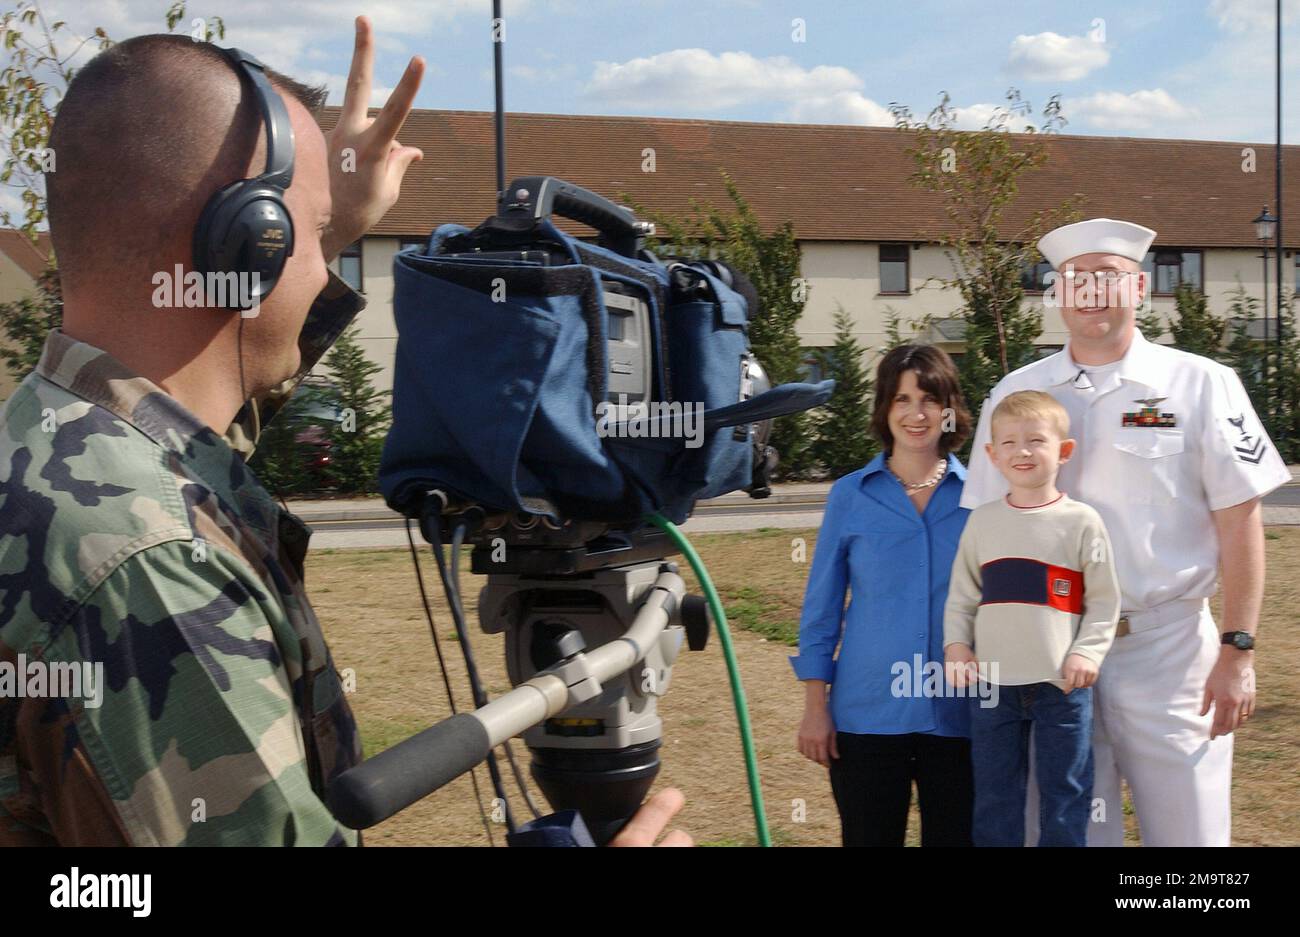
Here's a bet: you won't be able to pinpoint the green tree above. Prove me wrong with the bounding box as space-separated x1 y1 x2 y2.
889 89 1083 459
811 305 877 478
1136 306 1165 341
1223 283 1266 414
1166 282 1224 357
1135 274 1165 340
246 390 315 495
309 325 391 494
1270 289 1300 461
0 262 58 381
882 305 929 352
625 171 817 476
1223 282 1300 462
0 4 105 235
882 307 907 352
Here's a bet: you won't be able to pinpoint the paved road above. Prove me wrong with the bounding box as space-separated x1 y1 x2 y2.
300 482 1300 550
1268 485 1300 505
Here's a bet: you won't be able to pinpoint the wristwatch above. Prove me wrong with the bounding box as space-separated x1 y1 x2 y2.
1221 631 1256 651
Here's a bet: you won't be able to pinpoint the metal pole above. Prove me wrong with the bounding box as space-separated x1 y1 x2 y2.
1263 246 1271 416
1275 0 1285 444
1261 224 1270 403
493 0 506 203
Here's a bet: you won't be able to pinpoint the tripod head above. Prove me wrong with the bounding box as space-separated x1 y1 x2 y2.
481 557 709 843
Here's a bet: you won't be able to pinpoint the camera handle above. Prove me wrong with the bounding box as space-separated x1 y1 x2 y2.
498 175 653 258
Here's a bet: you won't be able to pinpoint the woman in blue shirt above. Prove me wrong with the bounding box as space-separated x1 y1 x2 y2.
792 344 975 846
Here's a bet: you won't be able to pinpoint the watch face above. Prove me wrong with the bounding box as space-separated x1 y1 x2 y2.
1229 633 1253 650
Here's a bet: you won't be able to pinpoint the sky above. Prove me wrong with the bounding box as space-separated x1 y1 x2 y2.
32 0 1295 145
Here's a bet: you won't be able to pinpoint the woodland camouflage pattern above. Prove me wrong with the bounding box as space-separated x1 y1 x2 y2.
0 272 366 845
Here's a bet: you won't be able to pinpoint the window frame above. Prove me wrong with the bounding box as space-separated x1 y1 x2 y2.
1020 259 1055 294
878 243 911 296
336 239 364 293
1144 248 1203 297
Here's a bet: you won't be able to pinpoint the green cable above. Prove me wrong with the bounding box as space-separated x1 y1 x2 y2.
647 512 772 847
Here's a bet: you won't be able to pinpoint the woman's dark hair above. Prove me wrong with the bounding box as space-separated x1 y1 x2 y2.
870 344 972 456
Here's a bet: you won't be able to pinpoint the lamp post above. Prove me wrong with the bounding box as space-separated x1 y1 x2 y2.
1273 0 1284 448
1254 206 1277 418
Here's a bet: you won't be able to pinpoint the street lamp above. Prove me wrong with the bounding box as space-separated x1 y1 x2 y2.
1254 206 1279 242
1253 206 1278 416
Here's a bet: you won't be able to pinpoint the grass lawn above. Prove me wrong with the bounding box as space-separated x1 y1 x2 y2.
307 526 1300 846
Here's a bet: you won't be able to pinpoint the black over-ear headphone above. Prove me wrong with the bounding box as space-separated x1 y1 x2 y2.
192 47 295 308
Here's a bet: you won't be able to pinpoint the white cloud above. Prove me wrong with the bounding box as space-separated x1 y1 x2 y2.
782 90 894 126
1006 31 1110 82
1208 0 1299 33
583 48 893 124
947 103 1035 132
1065 89 1198 131
25 0 492 104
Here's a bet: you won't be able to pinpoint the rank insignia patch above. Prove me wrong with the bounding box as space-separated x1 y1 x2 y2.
1121 396 1177 427
1227 413 1266 464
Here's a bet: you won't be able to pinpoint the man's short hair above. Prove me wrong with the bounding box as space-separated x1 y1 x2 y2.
45 34 326 290
990 390 1070 439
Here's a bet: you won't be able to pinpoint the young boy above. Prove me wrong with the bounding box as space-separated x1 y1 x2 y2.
944 390 1121 846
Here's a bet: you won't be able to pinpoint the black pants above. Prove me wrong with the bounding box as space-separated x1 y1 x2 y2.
828 731 974 846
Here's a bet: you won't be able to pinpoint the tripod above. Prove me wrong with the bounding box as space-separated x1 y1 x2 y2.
327 512 710 845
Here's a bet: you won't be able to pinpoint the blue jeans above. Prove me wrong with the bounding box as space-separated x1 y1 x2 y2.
969 682 1093 847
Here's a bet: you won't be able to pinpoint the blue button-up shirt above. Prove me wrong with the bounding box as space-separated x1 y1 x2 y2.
790 452 971 737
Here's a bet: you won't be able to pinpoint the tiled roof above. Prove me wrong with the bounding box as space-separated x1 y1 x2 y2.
316 107 1300 250
0 230 52 279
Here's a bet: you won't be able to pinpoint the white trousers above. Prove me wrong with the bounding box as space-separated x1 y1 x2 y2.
1026 603 1233 846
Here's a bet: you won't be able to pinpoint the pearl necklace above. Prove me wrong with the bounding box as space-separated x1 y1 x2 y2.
887 456 947 492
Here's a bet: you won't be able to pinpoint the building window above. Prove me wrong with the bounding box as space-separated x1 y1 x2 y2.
1021 260 1055 293
1294 252 1299 292
1141 249 1202 295
879 244 910 295
337 240 363 292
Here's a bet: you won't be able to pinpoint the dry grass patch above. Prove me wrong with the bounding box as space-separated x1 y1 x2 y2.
307 526 1300 846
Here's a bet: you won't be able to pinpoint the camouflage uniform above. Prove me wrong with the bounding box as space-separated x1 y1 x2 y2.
0 272 366 845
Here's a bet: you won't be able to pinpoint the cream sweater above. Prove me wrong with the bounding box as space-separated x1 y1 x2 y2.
943 492 1121 688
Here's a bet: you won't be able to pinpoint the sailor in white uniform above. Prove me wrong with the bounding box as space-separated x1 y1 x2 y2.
960 218 1291 846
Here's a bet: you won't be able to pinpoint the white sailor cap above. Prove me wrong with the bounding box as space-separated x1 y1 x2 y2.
1036 217 1157 269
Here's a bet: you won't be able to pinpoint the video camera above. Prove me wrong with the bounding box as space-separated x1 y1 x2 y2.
327 177 832 843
